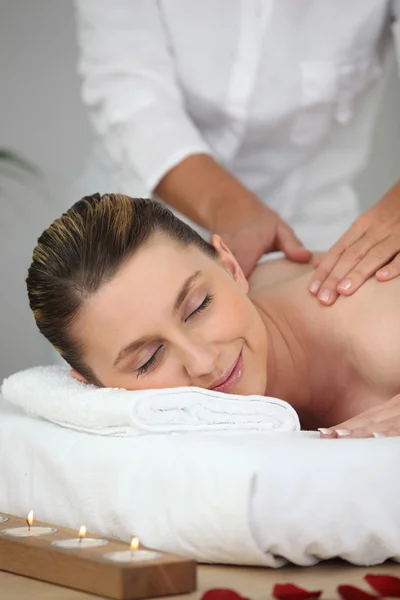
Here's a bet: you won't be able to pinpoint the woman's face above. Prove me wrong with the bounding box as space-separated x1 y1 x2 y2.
73 234 268 395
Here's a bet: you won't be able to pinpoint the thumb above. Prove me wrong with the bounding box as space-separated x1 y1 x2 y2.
276 221 312 263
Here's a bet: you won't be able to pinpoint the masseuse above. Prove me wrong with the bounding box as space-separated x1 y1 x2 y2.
74 0 400 303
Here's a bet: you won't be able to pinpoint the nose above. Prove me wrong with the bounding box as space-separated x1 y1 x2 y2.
179 340 219 381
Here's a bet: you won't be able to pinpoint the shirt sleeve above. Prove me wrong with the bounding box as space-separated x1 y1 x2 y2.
74 0 212 192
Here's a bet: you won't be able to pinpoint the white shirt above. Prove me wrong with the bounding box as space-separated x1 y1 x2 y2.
74 0 400 249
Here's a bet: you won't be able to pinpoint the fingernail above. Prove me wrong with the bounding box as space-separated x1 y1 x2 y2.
338 279 352 291
378 269 389 278
309 281 321 294
319 289 331 302
373 432 387 438
318 428 333 434
335 429 351 437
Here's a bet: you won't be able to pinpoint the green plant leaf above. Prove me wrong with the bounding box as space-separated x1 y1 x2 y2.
0 148 40 177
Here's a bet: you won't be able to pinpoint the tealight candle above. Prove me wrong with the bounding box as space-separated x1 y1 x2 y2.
104 536 162 563
2 511 56 537
52 525 108 549
0 515 8 523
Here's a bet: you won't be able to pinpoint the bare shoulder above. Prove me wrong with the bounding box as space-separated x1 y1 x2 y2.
248 257 400 402
248 253 324 295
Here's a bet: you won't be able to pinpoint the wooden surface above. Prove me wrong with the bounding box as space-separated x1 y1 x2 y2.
0 514 196 600
1 560 400 600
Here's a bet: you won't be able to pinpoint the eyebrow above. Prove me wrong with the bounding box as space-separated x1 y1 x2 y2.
173 270 201 313
113 270 202 367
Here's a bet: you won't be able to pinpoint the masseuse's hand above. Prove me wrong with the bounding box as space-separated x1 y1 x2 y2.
309 180 400 305
319 395 400 439
155 154 312 277
209 189 312 277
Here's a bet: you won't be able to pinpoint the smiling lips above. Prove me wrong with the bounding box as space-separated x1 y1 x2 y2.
210 351 244 393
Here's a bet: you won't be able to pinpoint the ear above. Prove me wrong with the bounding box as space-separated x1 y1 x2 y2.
210 234 249 294
70 368 88 384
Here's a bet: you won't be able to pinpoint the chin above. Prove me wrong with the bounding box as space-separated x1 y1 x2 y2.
235 378 266 397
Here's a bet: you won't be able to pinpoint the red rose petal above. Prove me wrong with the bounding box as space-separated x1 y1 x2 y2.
202 589 247 600
337 584 378 600
273 583 322 600
365 574 400 597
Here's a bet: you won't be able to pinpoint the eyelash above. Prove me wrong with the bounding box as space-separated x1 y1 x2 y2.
184 293 213 322
136 346 161 377
136 294 214 377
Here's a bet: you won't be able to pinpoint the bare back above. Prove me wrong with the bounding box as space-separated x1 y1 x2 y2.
248 256 400 427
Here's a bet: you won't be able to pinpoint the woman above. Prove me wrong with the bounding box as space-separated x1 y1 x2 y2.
27 193 400 437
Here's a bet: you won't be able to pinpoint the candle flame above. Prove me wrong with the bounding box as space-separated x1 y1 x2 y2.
130 536 140 551
78 525 87 539
26 511 34 527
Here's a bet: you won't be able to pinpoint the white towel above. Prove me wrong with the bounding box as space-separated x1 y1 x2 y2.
1 366 300 436
1 396 400 567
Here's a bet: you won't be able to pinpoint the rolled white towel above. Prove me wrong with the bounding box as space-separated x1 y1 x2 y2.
1 366 300 437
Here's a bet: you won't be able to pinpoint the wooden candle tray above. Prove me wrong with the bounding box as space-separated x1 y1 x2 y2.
0 513 196 599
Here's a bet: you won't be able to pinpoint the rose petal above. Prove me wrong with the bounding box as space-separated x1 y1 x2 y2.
337 585 378 600
273 583 322 600
202 589 247 600
365 574 400 597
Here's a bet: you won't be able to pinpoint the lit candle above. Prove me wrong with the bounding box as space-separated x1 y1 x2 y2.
130 536 140 553
2 511 57 537
52 525 108 549
104 536 162 563
79 525 86 543
0 515 8 524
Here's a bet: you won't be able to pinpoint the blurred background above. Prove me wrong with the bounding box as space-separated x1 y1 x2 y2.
1 0 400 382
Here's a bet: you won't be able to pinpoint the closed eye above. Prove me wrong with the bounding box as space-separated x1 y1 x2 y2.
136 346 162 377
136 294 213 377
185 294 213 322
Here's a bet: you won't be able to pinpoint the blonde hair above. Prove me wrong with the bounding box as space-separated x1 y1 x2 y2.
27 193 217 384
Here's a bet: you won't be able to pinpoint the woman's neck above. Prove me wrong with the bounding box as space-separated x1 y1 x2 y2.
253 284 347 429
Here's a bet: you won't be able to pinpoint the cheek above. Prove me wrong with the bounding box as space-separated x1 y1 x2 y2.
212 287 256 340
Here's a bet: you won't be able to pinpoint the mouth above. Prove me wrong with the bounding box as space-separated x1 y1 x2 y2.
210 350 244 394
